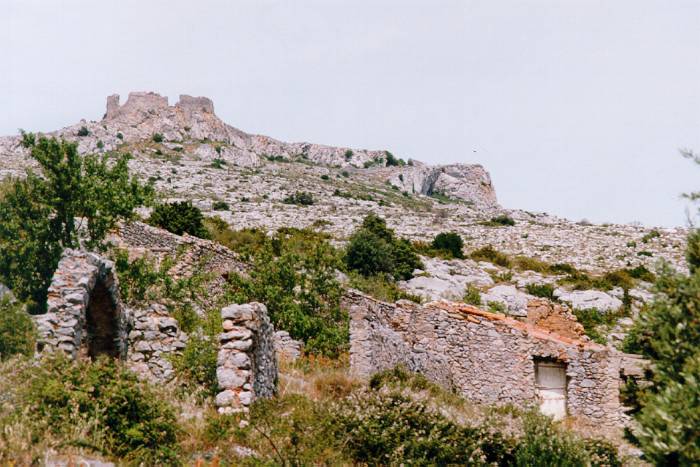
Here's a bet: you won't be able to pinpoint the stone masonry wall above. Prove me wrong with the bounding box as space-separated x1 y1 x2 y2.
343 290 623 428
215 303 278 413
35 249 127 359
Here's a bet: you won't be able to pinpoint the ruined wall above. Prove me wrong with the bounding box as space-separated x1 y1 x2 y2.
343 290 623 428
176 95 215 114
216 303 278 413
126 303 187 381
35 250 127 359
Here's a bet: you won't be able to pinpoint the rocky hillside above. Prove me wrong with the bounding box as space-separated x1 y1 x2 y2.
0 92 689 347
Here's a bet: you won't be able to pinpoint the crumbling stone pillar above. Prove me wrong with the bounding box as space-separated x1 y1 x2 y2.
215 303 277 413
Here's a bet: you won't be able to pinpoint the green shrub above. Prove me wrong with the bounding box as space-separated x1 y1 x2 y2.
204 217 267 259
152 133 164 143
463 284 482 306
148 200 211 239
320 174 330 180
226 228 348 357
483 214 515 226
210 158 226 169
641 229 661 243
283 191 314 206
344 214 422 281
212 200 229 211
116 132 123 140
384 151 405 167
525 283 555 299
431 232 464 259
470 245 511 267
0 297 35 360
171 328 218 399
13 355 179 463
572 308 625 344
335 391 507 465
344 150 353 161
77 126 89 137
96 140 104 150
347 271 421 304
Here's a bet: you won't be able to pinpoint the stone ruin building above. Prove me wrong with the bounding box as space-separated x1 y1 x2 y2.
30 220 645 420
343 290 646 428
30 222 301 413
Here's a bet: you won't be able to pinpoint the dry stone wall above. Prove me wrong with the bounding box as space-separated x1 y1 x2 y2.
34 249 127 360
216 303 278 413
343 290 624 428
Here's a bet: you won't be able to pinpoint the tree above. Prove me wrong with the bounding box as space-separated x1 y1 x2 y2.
344 214 422 280
0 134 153 312
623 151 700 464
0 296 35 360
148 201 210 239
431 232 464 259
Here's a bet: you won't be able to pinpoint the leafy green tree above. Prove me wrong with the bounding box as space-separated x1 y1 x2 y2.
431 232 464 259
148 200 210 239
344 213 422 280
622 150 700 464
0 134 153 312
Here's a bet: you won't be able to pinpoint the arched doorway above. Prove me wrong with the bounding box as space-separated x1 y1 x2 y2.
85 279 120 359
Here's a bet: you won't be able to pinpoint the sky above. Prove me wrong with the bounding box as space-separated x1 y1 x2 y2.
2 0 699 227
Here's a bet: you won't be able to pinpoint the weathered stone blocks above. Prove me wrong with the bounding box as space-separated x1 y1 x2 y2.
215 303 277 414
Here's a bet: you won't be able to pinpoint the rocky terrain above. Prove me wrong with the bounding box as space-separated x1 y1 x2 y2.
0 92 688 346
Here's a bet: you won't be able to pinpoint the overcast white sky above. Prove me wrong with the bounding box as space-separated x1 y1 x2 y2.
2 0 699 226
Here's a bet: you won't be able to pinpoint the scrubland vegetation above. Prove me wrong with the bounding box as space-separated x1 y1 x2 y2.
0 134 697 464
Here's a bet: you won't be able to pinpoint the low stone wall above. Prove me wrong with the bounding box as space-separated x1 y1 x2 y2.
35 249 127 360
215 303 277 413
273 330 303 361
343 290 624 428
126 303 188 381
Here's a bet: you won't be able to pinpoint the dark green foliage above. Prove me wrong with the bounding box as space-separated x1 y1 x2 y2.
686 228 700 274
0 297 35 360
210 158 226 169
573 308 625 344
431 231 464 259
148 200 211 239
347 271 422 303
470 245 512 267
15 355 179 463
525 283 555 299
171 328 219 399
116 132 123 140
484 214 516 226
211 200 229 211
0 134 153 312
384 151 405 167
96 140 104 150
335 392 504 465
226 228 348 357
623 230 700 463
152 132 164 143
283 191 314 206
344 149 353 161
344 214 422 280
76 126 89 137
320 174 330 180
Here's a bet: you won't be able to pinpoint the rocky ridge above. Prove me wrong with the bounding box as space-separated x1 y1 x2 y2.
0 92 690 348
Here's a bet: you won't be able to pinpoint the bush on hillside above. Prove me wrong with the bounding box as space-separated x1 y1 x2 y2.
148 200 211 239
227 228 348 357
431 232 464 259
0 297 35 360
8 355 179 463
344 214 422 281
283 191 314 206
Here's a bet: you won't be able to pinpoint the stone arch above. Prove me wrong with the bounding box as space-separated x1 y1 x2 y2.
34 249 128 360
